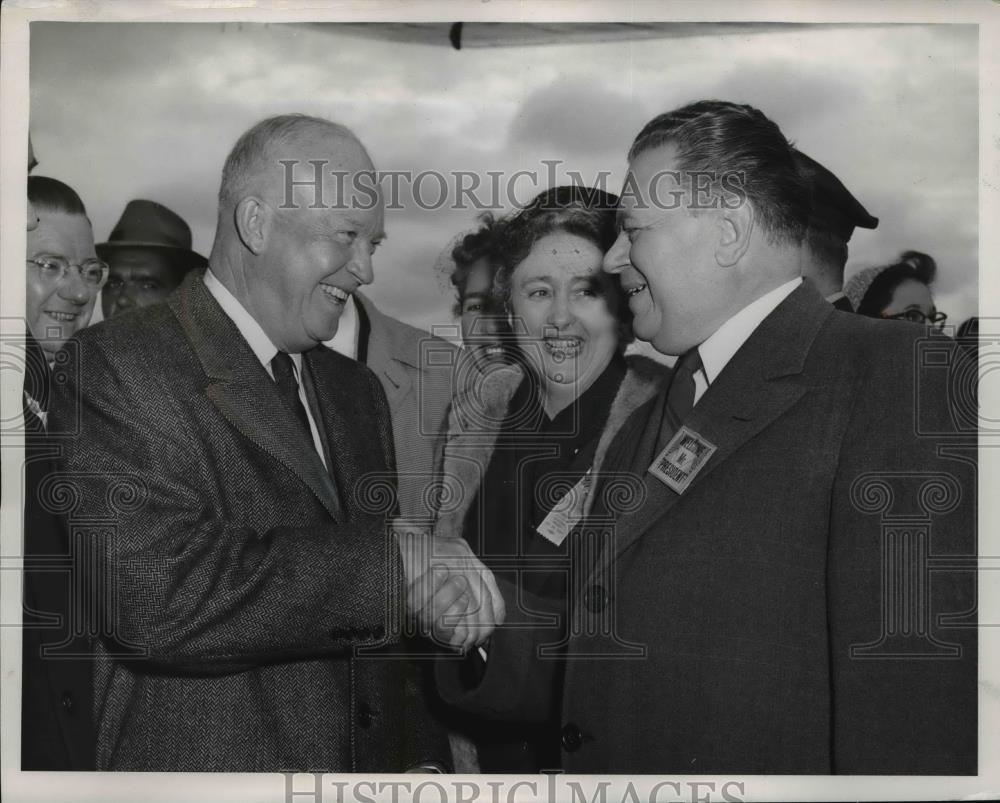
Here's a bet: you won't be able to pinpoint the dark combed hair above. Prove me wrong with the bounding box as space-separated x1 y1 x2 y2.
27 175 88 216
628 100 809 247
449 212 498 317
857 251 938 317
493 185 633 348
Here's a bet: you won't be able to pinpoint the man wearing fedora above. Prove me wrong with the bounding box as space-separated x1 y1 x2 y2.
98 199 207 319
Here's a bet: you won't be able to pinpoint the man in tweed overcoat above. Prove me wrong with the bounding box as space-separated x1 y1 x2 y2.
48 114 500 771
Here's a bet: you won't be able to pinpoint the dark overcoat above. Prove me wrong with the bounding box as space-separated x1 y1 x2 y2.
439 283 977 774
21 332 96 769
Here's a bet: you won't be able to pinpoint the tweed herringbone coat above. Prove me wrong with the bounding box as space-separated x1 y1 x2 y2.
439 283 977 774
48 272 448 772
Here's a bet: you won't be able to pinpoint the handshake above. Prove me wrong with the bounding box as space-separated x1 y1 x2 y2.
393 519 505 652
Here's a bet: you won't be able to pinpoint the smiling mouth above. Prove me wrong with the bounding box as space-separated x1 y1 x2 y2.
44 310 79 323
624 283 648 298
543 337 583 356
320 284 350 304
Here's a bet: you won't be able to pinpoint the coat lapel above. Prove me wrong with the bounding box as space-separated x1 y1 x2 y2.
606 283 833 563
170 272 343 521
583 356 670 516
356 293 414 416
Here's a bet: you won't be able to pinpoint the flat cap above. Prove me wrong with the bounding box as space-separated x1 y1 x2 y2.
794 149 878 242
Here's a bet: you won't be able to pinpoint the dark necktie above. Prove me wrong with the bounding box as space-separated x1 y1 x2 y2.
662 347 703 441
271 351 313 444
587 347 704 515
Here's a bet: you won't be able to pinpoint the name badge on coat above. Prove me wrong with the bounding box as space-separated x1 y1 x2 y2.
536 470 592 546
648 426 717 494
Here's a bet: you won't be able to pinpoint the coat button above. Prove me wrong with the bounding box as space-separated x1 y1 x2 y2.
584 584 608 613
561 722 583 752
60 691 74 714
356 702 374 729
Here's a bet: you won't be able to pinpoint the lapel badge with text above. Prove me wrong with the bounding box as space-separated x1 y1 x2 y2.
536 470 592 547
648 426 717 494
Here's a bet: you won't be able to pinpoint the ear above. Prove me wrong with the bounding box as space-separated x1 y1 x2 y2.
233 197 270 255
714 201 753 268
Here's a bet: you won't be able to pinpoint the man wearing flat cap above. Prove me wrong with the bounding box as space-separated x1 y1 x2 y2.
98 199 207 318
794 149 878 311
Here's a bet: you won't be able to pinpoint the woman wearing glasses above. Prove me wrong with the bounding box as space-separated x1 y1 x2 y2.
22 175 106 770
844 250 946 328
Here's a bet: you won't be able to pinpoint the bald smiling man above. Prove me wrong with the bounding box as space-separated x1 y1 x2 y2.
49 114 503 772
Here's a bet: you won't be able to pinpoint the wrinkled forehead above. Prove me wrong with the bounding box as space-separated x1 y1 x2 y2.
270 133 378 200
280 195 386 243
277 163 385 239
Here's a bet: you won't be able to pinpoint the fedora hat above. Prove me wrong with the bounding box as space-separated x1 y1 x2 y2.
97 199 207 271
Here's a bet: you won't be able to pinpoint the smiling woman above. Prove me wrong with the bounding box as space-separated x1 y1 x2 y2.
493 185 633 416
432 185 668 773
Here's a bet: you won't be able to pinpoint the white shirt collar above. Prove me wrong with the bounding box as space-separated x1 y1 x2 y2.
323 293 359 359
203 268 281 373
698 278 802 386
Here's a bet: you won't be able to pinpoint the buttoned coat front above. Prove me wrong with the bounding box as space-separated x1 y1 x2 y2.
438 283 977 774
49 272 446 772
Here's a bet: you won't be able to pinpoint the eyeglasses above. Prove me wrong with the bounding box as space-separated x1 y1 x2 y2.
27 256 110 288
883 309 948 328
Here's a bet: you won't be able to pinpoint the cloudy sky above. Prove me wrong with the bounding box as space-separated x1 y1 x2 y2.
29 21 978 330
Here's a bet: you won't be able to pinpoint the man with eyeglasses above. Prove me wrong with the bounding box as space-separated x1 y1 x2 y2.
22 174 107 769
25 176 108 372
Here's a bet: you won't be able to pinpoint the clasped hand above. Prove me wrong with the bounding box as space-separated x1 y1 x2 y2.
393 519 505 652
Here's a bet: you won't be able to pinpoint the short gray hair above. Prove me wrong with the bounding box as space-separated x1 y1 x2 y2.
217 113 361 209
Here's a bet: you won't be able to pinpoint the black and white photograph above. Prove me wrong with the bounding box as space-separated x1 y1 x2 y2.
1 1 997 801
